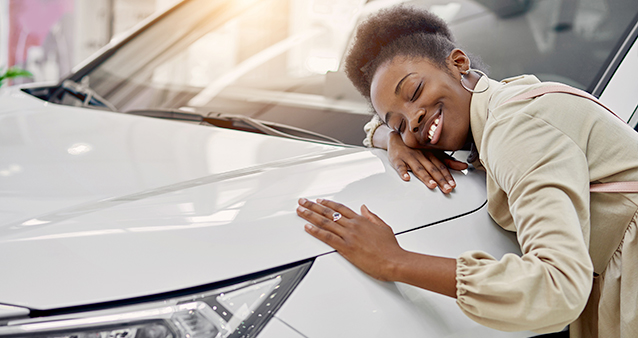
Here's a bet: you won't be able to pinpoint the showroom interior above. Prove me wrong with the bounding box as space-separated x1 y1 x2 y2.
1 0 179 86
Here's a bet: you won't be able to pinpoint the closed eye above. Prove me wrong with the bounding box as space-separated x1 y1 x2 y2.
398 119 406 133
410 82 422 101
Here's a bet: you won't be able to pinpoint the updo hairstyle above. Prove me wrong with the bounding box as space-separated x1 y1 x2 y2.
344 5 484 99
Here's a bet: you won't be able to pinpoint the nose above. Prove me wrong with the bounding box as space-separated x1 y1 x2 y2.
408 109 426 132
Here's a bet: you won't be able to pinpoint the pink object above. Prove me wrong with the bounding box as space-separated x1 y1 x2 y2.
8 0 74 66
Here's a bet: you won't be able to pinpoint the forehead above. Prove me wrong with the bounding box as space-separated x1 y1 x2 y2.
371 57 414 90
371 55 440 88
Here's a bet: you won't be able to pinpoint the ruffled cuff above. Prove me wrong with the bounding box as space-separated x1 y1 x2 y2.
455 250 525 331
456 250 498 300
362 114 383 147
455 251 578 333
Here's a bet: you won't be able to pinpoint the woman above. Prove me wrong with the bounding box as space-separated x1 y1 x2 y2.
295 5 638 338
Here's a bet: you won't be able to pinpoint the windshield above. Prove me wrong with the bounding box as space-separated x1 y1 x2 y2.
62 0 638 145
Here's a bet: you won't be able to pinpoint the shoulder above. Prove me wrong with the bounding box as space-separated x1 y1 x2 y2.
487 75 542 110
480 81 593 191
483 76 611 153
487 75 606 124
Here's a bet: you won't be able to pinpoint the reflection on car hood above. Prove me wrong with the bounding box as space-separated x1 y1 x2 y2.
0 88 487 310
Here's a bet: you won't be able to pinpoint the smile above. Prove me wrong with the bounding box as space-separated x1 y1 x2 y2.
428 117 440 140
425 109 443 145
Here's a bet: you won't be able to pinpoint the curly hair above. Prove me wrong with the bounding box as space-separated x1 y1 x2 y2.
344 5 484 99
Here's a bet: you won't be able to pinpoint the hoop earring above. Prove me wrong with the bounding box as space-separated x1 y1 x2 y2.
461 69 489 93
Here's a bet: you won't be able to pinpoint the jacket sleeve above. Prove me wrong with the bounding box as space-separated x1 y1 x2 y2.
456 111 594 333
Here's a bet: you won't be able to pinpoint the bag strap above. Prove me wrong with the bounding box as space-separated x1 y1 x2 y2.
497 83 637 193
590 181 638 193
500 82 621 120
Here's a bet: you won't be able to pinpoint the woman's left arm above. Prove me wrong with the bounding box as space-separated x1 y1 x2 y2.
455 111 595 333
296 198 458 298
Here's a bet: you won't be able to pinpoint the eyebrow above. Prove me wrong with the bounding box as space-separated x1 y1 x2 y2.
395 72 415 95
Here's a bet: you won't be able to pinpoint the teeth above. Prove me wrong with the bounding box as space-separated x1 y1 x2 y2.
428 118 440 140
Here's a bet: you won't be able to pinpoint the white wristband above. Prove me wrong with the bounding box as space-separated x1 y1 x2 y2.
362 114 384 147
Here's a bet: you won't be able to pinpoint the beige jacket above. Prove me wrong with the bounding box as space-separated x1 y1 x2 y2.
456 75 638 337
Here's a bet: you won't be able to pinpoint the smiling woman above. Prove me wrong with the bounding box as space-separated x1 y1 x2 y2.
369 51 474 150
344 6 491 192
297 5 638 338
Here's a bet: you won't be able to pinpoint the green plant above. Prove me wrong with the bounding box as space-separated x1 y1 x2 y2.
0 67 33 87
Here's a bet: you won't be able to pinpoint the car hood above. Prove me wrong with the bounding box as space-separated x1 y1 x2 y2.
0 88 487 310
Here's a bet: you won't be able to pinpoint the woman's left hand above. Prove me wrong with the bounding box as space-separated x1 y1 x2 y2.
296 198 407 281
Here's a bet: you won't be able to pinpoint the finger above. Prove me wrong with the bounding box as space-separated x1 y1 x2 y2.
298 198 336 219
392 161 411 181
424 152 455 193
298 198 350 221
315 198 359 219
296 205 347 237
402 157 437 189
360 204 389 227
304 223 345 250
443 158 469 171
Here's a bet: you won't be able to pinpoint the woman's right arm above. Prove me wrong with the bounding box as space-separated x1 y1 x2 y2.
371 124 468 194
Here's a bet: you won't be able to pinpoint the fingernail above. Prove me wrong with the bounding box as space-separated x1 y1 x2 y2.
444 184 452 190
304 224 312 231
299 197 307 204
403 173 410 179
297 206 306 212
449 180 456 187
429 180 436 187
317 198 324 203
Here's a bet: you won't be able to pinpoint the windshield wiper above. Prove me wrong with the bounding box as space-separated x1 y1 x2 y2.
50 79 118 111
124 108 204 122
125 109 344 145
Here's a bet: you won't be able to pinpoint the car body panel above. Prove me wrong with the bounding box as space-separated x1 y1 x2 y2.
258 317 305 338
275 205 533 338
0 89 488 310
0 305 29 320
0 90 338 227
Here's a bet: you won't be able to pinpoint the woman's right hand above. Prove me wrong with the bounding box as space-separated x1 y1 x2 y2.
386 131 468 194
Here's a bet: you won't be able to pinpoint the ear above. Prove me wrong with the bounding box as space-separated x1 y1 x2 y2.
447 49 471 74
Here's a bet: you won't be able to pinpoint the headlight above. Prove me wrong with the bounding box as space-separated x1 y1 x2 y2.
0 261 310 338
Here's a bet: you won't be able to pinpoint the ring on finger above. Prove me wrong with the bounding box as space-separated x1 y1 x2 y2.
332 212 342 222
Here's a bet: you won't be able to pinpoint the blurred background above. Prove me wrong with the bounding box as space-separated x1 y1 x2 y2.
0 0 179 85
3 0 637 146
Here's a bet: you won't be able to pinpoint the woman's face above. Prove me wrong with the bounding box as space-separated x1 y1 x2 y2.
370 52 473 151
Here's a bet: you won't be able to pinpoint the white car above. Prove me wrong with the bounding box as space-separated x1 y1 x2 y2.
1 0 637 337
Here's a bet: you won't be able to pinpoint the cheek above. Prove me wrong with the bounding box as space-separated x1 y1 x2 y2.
402 134 420 148
444 112 470 148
